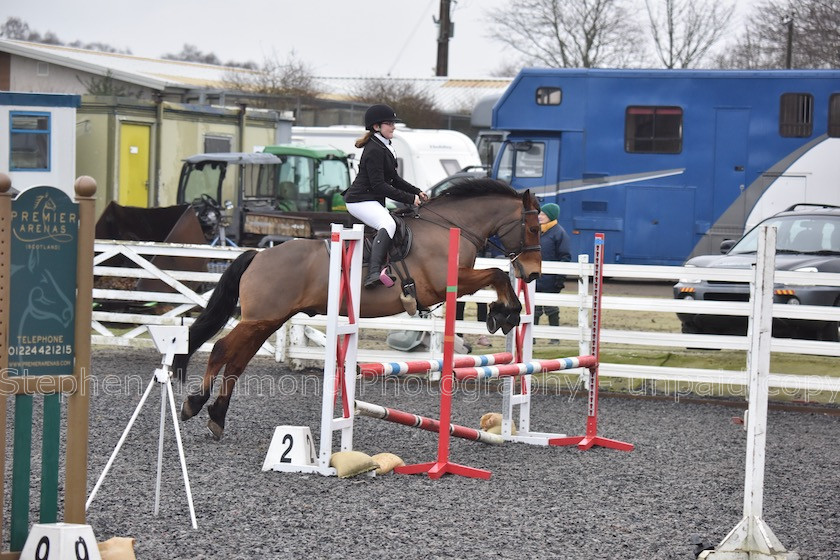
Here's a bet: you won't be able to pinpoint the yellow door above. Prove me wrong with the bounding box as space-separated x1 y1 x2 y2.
118 123 151 207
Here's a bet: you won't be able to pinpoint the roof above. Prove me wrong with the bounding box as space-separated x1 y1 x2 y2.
0 91 81 108
183 153 282 165
261 144 349 159
0 39 512 115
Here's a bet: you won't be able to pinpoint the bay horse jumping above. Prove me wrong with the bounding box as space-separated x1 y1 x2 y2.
175 179 542 439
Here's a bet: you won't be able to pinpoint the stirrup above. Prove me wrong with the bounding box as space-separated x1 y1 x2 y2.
379 267 396 288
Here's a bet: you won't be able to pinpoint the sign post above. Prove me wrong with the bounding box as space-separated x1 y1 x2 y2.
0 175 96 554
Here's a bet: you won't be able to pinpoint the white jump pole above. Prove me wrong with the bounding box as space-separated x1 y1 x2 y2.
701 225 798 560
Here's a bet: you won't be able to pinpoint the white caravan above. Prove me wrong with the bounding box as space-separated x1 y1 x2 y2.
291 125 482 191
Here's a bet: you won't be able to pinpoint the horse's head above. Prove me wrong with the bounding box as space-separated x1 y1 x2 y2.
427 179 543 282
497 189 542 282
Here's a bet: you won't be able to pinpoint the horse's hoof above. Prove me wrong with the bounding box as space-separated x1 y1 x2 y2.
180 401 195 421
486 314 502 333
207 419 224 440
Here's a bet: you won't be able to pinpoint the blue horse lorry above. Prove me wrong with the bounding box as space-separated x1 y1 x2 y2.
489 68 840 265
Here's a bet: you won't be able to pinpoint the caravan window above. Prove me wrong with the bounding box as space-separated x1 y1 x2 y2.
440 159 462 176
10 112 51 171
625 106 682 154
828 94 840 137
779 93 813 137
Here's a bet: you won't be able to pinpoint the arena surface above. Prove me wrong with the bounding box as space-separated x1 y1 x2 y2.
78 347 838 559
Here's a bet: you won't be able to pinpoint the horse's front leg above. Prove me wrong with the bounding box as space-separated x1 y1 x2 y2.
457 267 522 334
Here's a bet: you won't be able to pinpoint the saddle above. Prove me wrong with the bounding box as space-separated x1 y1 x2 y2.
361 214 422 315
325 211 422 315
362 214 412 264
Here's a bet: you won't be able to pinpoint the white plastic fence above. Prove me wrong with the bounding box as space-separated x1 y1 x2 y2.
91 239 840 396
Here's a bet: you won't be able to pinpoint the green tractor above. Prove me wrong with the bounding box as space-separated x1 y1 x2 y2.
177 145 357 247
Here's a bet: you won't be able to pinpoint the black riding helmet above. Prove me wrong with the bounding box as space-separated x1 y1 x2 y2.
364 104 402 130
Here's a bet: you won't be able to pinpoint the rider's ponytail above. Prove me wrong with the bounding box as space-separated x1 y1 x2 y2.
355 130 373 149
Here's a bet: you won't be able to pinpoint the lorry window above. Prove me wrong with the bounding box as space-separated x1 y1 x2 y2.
515 142 545 177
496 144 513 183
779 93 814 137
625 106 683 154
495 141 545 181
830 94 840 137
828 93 840 138
536 87 562 105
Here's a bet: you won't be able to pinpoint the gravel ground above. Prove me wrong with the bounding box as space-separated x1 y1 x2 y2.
56 347 840 558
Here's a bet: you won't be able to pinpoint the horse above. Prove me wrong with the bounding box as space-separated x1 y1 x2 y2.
175 178 543 440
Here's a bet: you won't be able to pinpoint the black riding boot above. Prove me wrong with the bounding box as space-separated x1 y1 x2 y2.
365 228 392 288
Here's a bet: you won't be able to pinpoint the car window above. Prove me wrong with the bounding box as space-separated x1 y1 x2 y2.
731 215 840 253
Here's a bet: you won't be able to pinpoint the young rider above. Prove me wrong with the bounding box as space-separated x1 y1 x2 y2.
343 103 429 288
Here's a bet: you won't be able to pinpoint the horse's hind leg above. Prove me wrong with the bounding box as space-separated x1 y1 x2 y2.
180 337 229 421
205 321 279 440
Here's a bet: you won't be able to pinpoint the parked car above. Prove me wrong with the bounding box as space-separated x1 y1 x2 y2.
425 165 491 198
673 204 840 341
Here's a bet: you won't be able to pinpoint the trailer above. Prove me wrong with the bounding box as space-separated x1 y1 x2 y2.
291 125 482 191
491 68 840 265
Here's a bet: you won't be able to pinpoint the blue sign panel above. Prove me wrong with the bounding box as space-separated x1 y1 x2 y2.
9 187 78 376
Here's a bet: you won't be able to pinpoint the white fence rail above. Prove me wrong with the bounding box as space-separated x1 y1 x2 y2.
91 240 840 397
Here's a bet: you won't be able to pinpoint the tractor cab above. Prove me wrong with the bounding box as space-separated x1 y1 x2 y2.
177 146 356 247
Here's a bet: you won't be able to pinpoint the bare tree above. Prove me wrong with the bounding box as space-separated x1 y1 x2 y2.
486 0 643 68
0 17 35 40
350 80 444 129
223 50 320 110
717 0 840 69
795 0 840 68
162 44 222 65
1 16 132 53
644 0 736 68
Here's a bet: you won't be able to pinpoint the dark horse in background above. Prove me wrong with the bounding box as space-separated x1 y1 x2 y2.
175 179 543 439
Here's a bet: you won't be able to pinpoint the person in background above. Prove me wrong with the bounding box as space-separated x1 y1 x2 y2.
535 203 571 342
343 103 428 288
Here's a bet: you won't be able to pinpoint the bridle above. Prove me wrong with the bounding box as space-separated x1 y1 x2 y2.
415 201 541 261
488 208 541 261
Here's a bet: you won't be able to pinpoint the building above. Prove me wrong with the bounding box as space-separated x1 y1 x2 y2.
0 38 511 214
0 91 79 196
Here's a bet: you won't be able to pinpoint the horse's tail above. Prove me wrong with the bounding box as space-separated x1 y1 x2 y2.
173 250 259 381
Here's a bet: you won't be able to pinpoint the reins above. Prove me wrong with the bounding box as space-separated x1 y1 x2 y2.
411 199 540 260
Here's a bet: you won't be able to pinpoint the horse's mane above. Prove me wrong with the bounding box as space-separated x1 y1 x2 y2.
427 178 520 204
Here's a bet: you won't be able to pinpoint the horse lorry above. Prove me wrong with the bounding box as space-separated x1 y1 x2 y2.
176 145 356 247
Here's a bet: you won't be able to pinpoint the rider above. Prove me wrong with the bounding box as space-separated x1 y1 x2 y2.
343 103 429 288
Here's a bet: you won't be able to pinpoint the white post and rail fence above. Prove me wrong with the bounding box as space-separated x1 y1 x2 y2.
90 238 840 398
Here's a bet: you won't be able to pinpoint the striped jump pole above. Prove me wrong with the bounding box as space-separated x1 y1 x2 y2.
358 352 514 378
549 233 634 452
355 400 504 445
454 355 597 381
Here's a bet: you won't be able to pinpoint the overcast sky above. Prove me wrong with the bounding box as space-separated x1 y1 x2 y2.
6 0 754 78
5 0 514 78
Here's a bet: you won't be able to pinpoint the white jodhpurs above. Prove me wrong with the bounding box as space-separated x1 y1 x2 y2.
346 201 396 238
